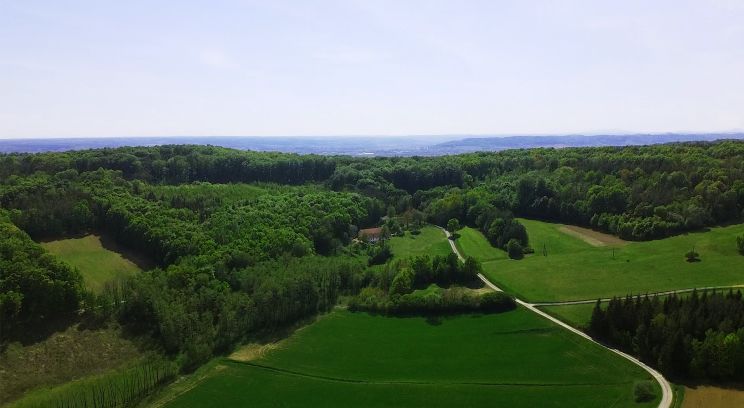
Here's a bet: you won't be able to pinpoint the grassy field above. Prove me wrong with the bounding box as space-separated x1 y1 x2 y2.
459 219 744 302
454 227 508 262
162 308 659 407
387 226 452 260
41 234 149 292
540 303 597 328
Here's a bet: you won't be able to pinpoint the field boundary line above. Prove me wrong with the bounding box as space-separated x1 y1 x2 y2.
227 361 630 387
439 226 673 408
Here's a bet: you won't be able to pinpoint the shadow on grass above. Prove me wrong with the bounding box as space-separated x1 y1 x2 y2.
98 233 156 270
37 230 156 271
425 315 443 326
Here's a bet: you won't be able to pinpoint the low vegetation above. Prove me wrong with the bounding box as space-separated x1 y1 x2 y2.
0 325 144 405
10 360 177 408
349 284 515 315
634 381 657 403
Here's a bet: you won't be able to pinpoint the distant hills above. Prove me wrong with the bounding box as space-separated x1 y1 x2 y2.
0 133 742 156
428 133 744 154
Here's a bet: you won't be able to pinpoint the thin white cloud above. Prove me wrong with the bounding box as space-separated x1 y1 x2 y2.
198 49 238 70
313 48 389 65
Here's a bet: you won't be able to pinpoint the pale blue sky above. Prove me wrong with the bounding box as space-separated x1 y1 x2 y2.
1 0 743 138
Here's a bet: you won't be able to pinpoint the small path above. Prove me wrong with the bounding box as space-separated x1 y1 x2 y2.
438 227 673 408
441 228 464 262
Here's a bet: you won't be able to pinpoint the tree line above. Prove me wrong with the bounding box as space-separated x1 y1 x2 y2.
588 290 744 380
0 211 84 341
3 141 743 241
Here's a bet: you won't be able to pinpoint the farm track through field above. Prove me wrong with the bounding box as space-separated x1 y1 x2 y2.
439 227 674 408
227 361 631 387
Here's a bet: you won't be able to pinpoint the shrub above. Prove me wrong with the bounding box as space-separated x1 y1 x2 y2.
506 239 524 260
737 234 744 255
389 267 415 295
368 243 392 266
685 249 700 262
350 285 516 316
479 291 517 312
348 287 388 312
410 229 421 235
633 381 656 403
446 218 460 234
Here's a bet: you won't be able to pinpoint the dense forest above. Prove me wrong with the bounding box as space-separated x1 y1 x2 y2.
0 212 84 337
2 140 744 375
589 290 744 381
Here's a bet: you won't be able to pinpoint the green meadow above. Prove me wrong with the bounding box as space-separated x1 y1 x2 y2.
387 226 452 260
540 303 597 328
457 219 744 302
455 227 508 262
163 308 659 408
41 234 148 292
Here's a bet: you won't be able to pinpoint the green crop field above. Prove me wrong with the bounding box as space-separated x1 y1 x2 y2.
163 308 659 408
387 226 452 260
459 219 744 302
41 234 148 292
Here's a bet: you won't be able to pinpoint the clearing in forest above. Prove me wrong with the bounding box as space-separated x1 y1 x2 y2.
161 309 659 408
41 234 150 292
458 219 744 302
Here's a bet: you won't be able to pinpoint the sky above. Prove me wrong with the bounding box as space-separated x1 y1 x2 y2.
1 0 744 139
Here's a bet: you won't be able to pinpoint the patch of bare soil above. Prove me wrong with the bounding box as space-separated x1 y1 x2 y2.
683 385 744 408
229 343 280 362
558 225 628 247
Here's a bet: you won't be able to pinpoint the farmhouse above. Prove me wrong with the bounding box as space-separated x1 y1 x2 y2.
358 227 383 243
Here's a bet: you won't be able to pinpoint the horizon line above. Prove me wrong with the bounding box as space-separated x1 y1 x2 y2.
2 131 744 141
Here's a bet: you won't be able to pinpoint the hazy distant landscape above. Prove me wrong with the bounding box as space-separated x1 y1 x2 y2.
1 133 742 155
